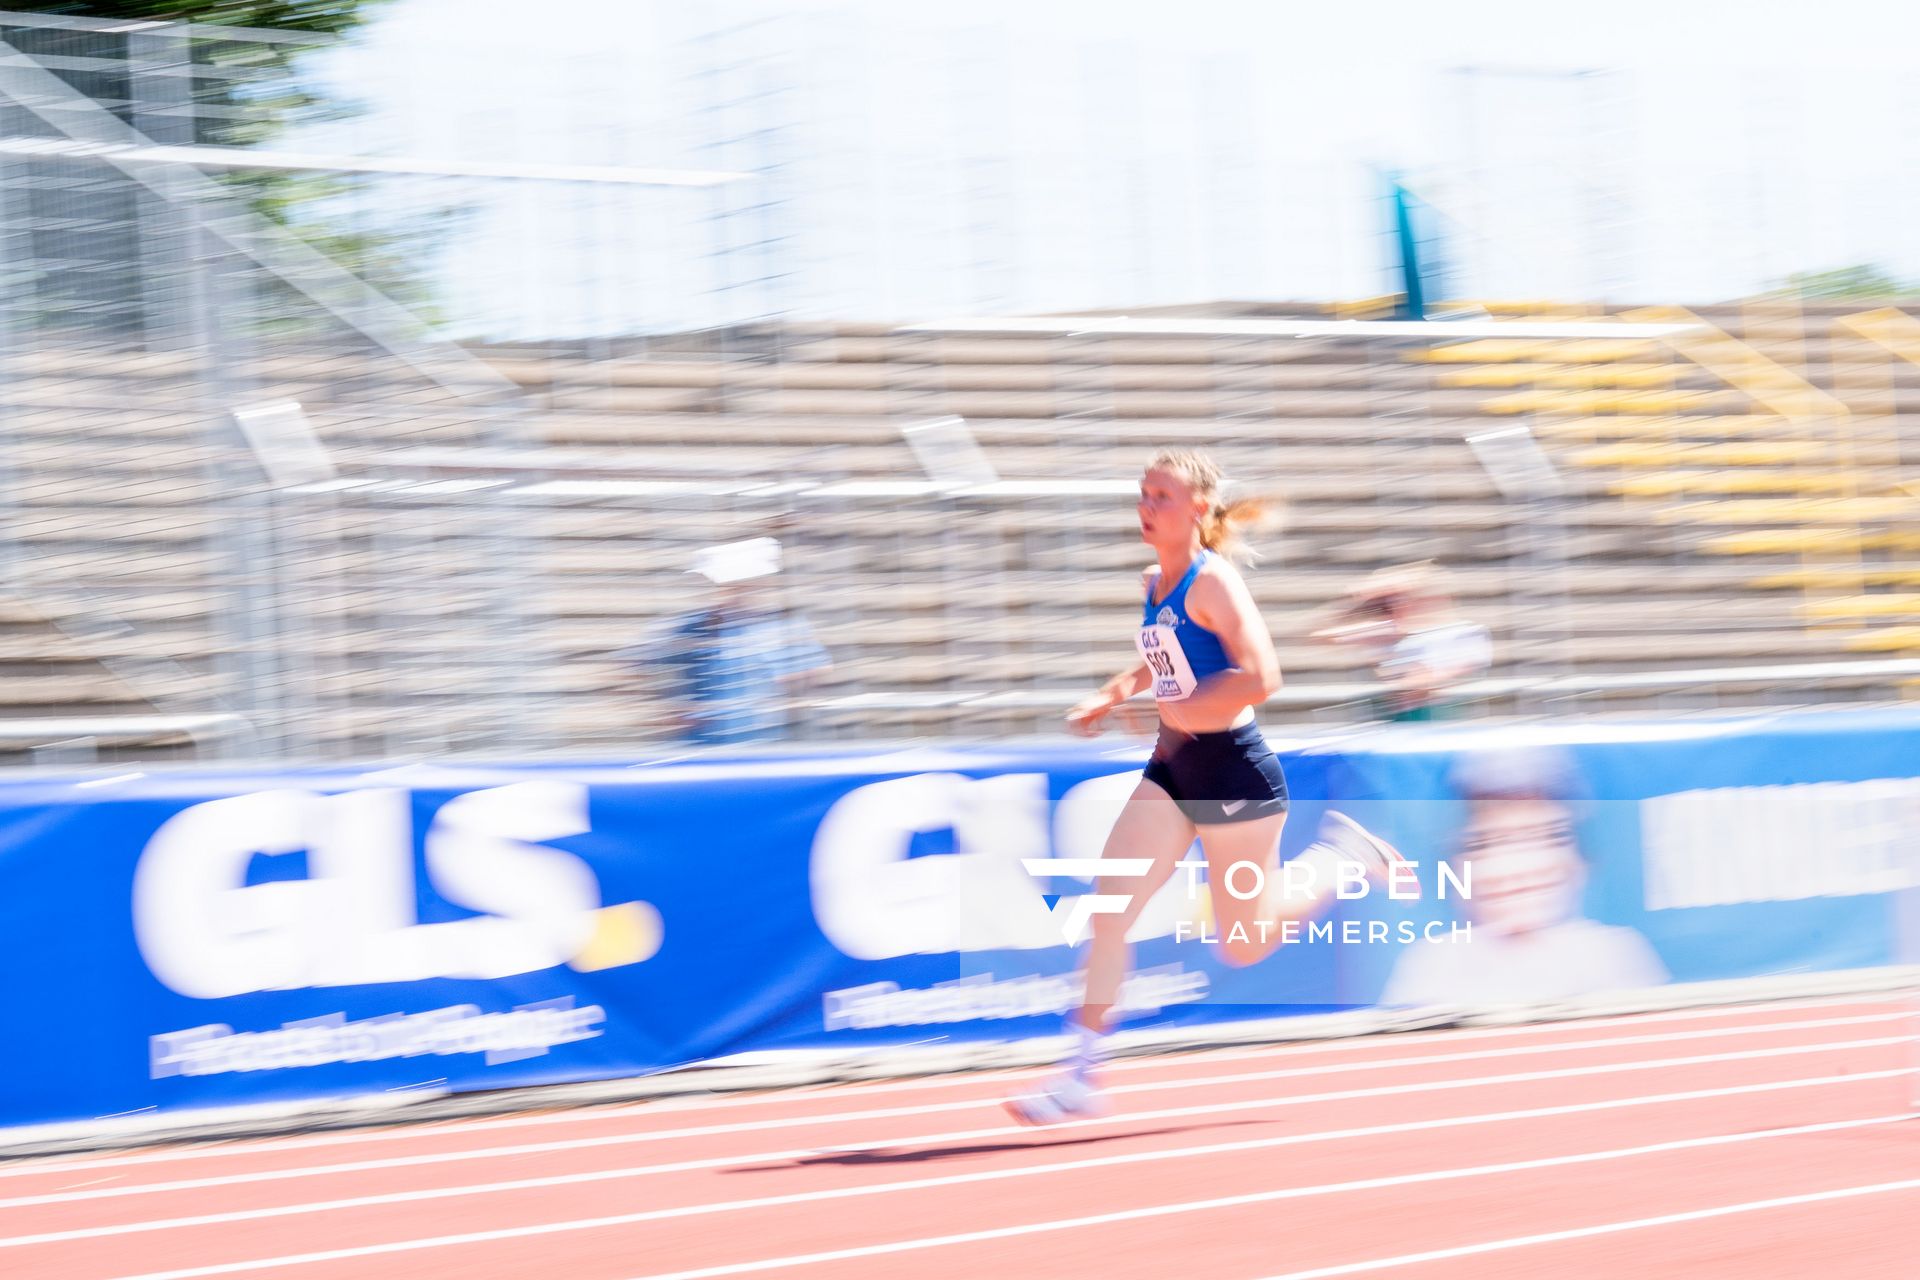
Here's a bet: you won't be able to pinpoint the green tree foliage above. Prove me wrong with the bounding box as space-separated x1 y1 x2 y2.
1770 264 1916 300
39 3 379 44
36 3 388 143
18 3 454 334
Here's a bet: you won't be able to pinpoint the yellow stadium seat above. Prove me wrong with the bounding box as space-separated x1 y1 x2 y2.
1845 626 1920 652
1465 299 1594 317
1611 471 1857 498
1799 594 1920 619
1665 495 1916 525
1834 307 1920 365
1415 340 1556 364
1419 336 1657 365
1568 444 1681 468
1327 296 1399 320
1570 441 1826 467
1550 340 1661 364
1532 414 1797 442
1435 365 1568 388
1686 442 1829 464
1750 567 1920 589
1487 389 1724 416
1440 365 1679 389
1608 472 1697 497
1623 305 1849 422
1534 365 1681 389
1706 528 1867 555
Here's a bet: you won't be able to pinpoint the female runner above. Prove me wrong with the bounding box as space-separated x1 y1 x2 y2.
1007 448 1410 1124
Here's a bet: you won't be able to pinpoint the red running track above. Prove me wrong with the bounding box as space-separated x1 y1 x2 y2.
3 994 1917 1280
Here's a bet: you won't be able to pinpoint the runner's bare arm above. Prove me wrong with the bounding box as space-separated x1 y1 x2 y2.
1175 565 1281 721
1067 662 1151 735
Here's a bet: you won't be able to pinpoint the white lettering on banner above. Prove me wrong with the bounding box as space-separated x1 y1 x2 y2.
809 773 1043 960
821 964 1209 1030
809 770 1196 960
1641 779 1920 910
421 784 602 981
131 782 660 999
132 789 345 999
148 1000 607 1077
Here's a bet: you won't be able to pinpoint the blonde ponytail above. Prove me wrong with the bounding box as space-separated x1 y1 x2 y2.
1199 496 1277 560
1150 448 1281 563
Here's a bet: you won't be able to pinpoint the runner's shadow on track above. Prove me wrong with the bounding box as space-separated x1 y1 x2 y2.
724 1119 1272 1174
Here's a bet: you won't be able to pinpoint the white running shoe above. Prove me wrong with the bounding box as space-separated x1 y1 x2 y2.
1321 809 1420 895
1003 1071 1108 1126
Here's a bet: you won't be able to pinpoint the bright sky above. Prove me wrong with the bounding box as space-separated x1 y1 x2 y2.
306 0 1920 337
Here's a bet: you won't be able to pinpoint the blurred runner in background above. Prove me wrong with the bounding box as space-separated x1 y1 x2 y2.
1313 561 1492 721
627 536 830 747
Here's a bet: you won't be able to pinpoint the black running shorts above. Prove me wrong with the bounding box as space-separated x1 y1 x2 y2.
1141 720 1290 826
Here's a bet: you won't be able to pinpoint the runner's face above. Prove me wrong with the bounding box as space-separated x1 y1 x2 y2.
1138 467 1204 550
1456 797 1584 936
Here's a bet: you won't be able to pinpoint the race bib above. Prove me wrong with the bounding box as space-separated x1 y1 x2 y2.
1137 624 1197 701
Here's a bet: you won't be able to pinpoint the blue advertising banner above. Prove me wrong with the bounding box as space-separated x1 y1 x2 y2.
2 707 1917 1134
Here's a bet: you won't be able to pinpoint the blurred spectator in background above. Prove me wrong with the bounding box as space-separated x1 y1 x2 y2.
1381 745 1669 1009
626 537 830 747
1312 561 1490 721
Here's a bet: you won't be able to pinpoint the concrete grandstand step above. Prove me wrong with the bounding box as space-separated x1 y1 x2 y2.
1749 564 1920 589
0 671 198 706
1607 470 1875 497
528 410 1502 449
4 315 1916 751
542 386 724 414
786 335 1381 366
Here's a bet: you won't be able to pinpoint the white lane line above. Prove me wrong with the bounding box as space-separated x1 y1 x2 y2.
0 1019 1860 1199
5 1068 1901 1250
3 1035 1904 1211
51 1176 121 1191
4 994 1891 1176
1252 1178 1920 1280
96 1112 1916 1280
3 994 1892 1180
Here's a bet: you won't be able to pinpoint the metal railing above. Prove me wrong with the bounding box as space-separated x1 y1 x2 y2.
0 13 750 761
0 712 253 763
809 657 1920 727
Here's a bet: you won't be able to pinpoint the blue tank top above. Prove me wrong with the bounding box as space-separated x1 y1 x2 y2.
1137 550 1234 702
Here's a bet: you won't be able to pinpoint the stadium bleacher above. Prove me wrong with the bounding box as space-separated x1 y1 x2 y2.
4 299 1919 759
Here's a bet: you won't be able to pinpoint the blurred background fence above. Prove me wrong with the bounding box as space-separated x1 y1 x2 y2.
4 8 1920 763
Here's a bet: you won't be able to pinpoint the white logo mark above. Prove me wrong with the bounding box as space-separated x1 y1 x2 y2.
1021 857 1156 944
